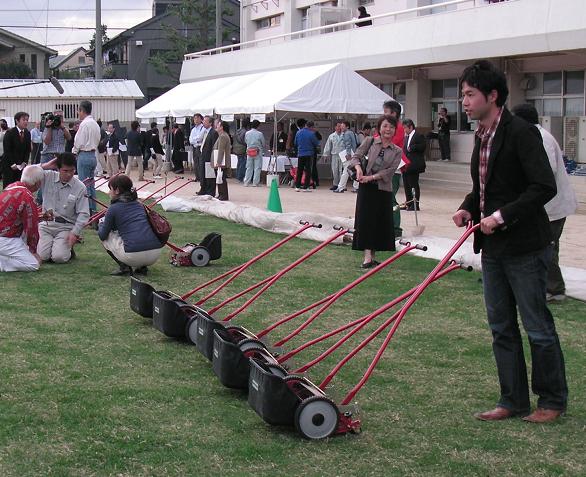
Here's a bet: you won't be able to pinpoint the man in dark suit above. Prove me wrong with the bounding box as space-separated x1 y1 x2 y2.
401 119 426 210
453 60 566 424
2 112 32 188
171 123 185 174
197 116 219 196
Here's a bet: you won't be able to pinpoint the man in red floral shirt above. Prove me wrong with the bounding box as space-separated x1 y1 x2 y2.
0 165 44 272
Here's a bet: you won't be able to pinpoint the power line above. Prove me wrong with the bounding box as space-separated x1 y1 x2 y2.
0 25 199 31
3 8 152 11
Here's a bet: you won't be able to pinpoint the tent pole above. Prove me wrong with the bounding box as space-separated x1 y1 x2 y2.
273 108 278 163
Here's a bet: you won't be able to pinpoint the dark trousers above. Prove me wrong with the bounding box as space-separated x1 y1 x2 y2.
547 218 566 295
481 247 568 412
295 156 312 189
2 169 21 188
201 161 216 195
31 143 42 164
311 155 319 186
402 172 421 208
236 154 246 182
193 147 201 181
217 169 229 201
171 150 184 172
198 158 207 193
438 132 451 160
119 150 128 168
143 150 150 170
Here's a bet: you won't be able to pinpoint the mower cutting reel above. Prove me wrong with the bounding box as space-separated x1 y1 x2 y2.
169 232 222 267
247 358 360 436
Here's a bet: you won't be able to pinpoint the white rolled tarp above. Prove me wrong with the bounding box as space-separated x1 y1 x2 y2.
136 63 392 119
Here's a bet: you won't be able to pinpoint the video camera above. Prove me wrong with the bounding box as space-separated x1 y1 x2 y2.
40 111 62 130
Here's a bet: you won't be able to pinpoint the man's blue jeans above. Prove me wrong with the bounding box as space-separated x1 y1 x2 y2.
236 154 246 182
481 246 568 413
77 151 97 213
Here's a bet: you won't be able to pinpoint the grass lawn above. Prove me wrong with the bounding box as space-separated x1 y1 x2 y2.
1 203 585 476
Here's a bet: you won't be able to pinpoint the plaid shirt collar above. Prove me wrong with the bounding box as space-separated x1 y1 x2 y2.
477 107 504 213
476 107 503 142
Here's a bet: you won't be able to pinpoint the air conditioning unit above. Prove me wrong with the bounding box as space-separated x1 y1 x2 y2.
539 116 563 147
135 40 143 46
563 116 586 164
519 76 536 91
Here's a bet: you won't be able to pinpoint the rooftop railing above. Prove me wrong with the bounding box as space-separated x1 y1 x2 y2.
185 0 512 61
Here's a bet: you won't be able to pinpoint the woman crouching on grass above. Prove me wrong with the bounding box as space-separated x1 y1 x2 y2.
98 174 164 276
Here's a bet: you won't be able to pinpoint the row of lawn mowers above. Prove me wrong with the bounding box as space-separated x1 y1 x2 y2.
129 219 478 440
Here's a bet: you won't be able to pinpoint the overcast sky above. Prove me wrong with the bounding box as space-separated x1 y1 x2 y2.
1 0 154 54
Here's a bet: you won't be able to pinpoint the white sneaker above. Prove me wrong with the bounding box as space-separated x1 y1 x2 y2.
295 188 301 192
303 188 312 192
153 175 162 179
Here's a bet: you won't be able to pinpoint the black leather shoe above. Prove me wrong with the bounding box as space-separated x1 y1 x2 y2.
134 266 148 275
110 267 132 276
361 261 375 269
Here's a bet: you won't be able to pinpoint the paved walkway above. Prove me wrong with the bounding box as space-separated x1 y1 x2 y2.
124 171 586 270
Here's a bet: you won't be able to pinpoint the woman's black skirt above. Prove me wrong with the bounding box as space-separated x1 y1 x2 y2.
352 182 395 252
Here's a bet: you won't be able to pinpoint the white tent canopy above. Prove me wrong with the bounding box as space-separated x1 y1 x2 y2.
136 63 392 118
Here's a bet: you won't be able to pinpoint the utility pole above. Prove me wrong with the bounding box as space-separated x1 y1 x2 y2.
95 0 102 79
215 0 222 48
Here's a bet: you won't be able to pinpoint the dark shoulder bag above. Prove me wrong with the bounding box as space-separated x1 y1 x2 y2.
143 205 172 243
349 137 374 181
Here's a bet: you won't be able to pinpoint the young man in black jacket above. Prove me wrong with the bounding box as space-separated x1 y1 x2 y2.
2 112 31 188
401 119 426 210
453 60 567 424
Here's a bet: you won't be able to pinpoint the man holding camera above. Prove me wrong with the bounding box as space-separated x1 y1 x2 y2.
38 110 70 204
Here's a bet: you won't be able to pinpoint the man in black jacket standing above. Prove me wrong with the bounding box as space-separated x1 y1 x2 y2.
401 119 426 210
453 60 566 424
2 112 31 188
171 123 185 174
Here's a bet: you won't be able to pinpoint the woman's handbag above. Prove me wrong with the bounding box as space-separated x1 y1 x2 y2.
143 205 172 243
348 137 374 182
246 147 259 157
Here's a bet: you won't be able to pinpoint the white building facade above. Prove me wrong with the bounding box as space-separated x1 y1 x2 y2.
181 0 586 164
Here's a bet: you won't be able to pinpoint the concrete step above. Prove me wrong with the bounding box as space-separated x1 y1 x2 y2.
421 161 586 208
421 161 472 192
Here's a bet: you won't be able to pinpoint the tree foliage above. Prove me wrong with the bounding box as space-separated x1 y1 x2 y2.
0 60 34 79
148 0 236 80
89 25 110 51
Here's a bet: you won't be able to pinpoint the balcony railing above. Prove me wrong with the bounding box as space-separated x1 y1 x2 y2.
185 0 512 61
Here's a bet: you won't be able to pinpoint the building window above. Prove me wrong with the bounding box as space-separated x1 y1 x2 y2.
54 103 79 120
380 82 406 108
30 54 37 77
19 54 26 63
565 71 584 95
431 79 468 131
543 72 562 95
257 15 281 29
79 56 86 65
525 71 585 117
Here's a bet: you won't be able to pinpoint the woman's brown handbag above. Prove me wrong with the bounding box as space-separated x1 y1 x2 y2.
143 205 172 243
